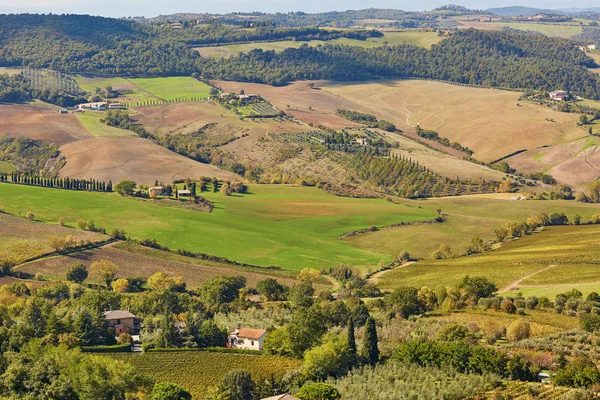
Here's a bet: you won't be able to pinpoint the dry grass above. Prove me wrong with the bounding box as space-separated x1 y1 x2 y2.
17 241 307 289
216 80 583 163
507 135 600 189
323 80 584 162
0 212 107 264
58 136 239 184
0 103 91 145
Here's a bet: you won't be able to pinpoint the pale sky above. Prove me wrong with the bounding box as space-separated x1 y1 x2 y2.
0 0 598 18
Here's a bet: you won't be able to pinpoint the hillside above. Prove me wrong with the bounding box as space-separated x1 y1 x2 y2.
486 6 567 16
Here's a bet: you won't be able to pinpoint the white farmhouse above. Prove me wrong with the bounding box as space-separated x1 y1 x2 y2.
228 328 267 351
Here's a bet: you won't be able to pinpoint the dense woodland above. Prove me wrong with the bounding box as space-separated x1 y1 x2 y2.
1 15 599 98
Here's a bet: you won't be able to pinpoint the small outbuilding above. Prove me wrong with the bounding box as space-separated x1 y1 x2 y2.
228 328 267 351
549 90 568 101
177 189 192 197
149 186 163 197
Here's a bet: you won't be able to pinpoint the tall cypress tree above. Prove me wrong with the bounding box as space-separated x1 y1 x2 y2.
347 316 357 366
362 316 379 365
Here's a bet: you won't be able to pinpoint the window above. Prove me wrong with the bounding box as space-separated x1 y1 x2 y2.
117 319 121 324
239 340 245 344
251 341 254 346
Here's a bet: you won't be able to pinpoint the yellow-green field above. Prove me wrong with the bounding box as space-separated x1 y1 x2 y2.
197 31 443 58
0 161 17 173
487 22 582 38
0 67 22 76
345 194 600 260
74 112 137 138
111 351 301 399
379 224 600 293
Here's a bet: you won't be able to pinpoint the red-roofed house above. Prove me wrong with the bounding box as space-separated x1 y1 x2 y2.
228 328 267 351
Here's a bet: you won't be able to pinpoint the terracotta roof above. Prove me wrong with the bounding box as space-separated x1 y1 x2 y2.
261 395 300 400
231 328 267 340
104 310 136 320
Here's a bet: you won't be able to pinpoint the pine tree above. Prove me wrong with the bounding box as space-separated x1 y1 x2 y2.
362 316 379 365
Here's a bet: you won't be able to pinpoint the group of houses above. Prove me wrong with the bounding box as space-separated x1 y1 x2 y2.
219 92 260 104
75 102 124 111
579 43 597 51
104 309 268 351
549 90 570 102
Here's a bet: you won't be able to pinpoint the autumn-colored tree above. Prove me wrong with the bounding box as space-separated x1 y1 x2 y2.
90 259 119 288
111 278 130 293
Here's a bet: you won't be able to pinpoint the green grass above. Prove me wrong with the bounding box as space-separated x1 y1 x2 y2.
499 283 600 299
197 31 443 58
379 224 600 291
110 351 301 399
345 195 600 260
128 77 211 101
0 184 435 270
74 112 136 138
487 22 582 38
75 76 132 93
0 161 17 173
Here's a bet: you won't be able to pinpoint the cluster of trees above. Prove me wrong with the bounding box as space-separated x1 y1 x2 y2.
415 125 473 156
101 110 152 138
1 171 112 192
0 72 85 106
0 137 63 177
347 152 496 198
3 15 599 98
335 109 397 132
494 211 582 243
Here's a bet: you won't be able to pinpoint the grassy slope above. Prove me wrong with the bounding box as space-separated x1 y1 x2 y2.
487 22 582 38
345 194 600 260
0 212 107 264
128 77 211 101
110 352 301 400
197 31 442 58
0 184 435 270
75 112 136 138
379 224 600 292
0 161 17 173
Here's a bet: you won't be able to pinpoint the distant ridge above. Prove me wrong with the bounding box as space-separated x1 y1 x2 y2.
486 6 567 16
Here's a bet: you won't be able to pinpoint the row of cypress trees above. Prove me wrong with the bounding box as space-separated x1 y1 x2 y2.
0 172 113 193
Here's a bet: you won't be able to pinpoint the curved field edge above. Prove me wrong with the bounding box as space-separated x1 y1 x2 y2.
378 224 600 291
0 184 435 270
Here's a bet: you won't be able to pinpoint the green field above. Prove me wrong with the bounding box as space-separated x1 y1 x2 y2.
128 77 211 101
0 161 17 173
0 67 22 76
197 31 443 58
379 224 600 292
111 351 301 399
487 22 582 38
75 111 137 138
345 195 600 260
74 76 211 103
0 184 435 270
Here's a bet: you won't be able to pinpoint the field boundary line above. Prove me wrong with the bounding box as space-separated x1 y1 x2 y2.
338 218 441 240
367 261 415 285
499 264 558 292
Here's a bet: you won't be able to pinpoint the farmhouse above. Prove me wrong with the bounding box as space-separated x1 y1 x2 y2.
177 189 192 197
261 395 300 400
227 328 267 351
549 90 568 101
77 102 107 111
356 137 369 145
149 186 163 197
588 44 597 51
104 310 139 335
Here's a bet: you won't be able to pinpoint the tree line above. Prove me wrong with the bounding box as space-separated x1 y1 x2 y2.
0 172 113 193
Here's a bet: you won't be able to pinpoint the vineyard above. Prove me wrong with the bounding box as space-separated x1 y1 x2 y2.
488 381 588 399
22 68 85 97
237 101 280 118
110 351 301 399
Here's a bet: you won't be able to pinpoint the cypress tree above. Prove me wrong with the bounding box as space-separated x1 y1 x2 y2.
362 316 379 365
347 316 357 366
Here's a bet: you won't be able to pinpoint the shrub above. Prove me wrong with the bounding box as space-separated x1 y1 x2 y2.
580 314 600 332
506 320 531 342
149 382 192 400
297 382 341 400
501 300 517 314
66 263 88 283
117 333 133 345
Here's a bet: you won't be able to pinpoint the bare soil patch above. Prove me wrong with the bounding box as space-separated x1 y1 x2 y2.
0 103 91 145
59 137 239 184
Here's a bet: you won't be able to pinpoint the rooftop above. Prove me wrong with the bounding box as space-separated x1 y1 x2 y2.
230 328 267 340
104 310 136 320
